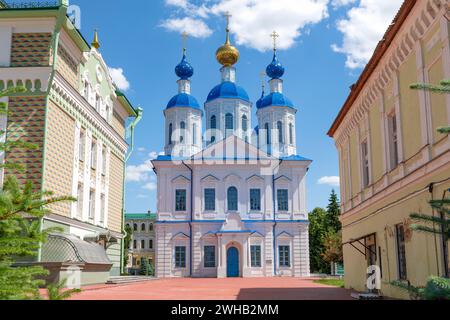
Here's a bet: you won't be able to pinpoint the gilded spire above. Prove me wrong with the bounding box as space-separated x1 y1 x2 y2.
216 12 239 67
92 29 100 50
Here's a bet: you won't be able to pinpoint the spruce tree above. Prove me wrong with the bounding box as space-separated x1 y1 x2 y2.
0 88 76 300
326 189 342 232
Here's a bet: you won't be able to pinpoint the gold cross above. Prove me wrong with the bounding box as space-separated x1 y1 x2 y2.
181 31 188 54
224 11 232 31
270 31 279 51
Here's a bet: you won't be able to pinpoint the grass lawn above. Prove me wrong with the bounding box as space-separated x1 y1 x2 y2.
313 278 345 288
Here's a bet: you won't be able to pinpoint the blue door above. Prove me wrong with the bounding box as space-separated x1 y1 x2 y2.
227 247 239 278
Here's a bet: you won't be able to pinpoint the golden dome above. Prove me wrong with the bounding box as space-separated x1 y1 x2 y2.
216 15 239 67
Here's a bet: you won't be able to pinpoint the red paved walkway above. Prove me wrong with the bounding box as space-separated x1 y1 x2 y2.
70 278 354 300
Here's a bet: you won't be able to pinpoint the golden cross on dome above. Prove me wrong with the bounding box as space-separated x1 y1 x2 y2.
270 31 279 51
181 31 188 55
224 11 232 31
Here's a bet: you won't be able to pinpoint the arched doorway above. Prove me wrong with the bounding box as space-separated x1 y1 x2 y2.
227 247 239 278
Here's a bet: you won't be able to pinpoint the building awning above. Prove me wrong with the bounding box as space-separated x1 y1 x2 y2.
343 233 377 258
41 233 112 265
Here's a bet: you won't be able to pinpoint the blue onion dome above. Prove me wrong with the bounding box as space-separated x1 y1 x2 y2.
256 91 265 109
175 53 194 80
167 93 200 110
266 51 285 79
258 92 294 109
206 81 250 103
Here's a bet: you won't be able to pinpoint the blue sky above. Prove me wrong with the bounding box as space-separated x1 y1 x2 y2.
68 0 403 213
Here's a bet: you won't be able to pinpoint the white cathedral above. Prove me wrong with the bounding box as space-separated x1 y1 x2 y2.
152 21 312 278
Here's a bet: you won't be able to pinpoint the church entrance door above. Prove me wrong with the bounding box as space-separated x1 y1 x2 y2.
227 247 239 278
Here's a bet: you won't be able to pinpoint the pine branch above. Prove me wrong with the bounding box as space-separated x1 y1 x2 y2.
410 213 448 226
410 83 450 94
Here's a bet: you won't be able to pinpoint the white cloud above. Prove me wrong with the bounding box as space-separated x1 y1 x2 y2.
125 152 160 183
109 67 130 91
125 161 153 182
161 0 329 51
166 0 189 9
142 182 157 191
161 17 213 38
331 0 357 8
318 176 340 187
331 0 403 69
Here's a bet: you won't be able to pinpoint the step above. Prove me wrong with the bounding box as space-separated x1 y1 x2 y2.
106 276 156 285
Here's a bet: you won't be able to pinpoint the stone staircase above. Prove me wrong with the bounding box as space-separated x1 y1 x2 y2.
106 276 156 285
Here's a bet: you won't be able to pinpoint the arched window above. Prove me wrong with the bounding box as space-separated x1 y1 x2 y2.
242 115 248 132
149 224 153 232
265 123 270 145
180 121 185 143
227 187 238 211
133 240 137 249
225 113 234 130
141 223 146 231
133 223 137 231
168 123 173 145
192 123 197 144
141 240 145 249
277 121 283 143
211 136 216 144
289 123 294 145
210 115 217 129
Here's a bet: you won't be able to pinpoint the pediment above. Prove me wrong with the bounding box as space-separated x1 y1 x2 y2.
246 174 265 183
171 232 190 241
275 175 292 183
201 174 220 182
276 231 294 239
192 135 275 162
200 231 217 239
250 231 265 238
172 175 191 183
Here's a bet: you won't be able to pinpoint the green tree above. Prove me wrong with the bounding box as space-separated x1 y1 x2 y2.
0 88 76 300
122 224 132 271
326 189 342 232
322 230 343 265
410 79 450 134
45 279 81 301
309 190 343 273
309 207 329 273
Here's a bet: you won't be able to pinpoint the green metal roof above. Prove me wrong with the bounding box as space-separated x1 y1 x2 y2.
125 213 156 221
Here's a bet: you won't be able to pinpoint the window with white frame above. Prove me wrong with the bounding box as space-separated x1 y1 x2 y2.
204 188 216 211
204 246 216 268
77 183 83 219
91 140 97 169
250 245 262 267
277 189 289 211
279 245 290 267
84 81 89 100
88 190 95 219
102 147 107 175
100 194 105 224
289 123 294 145
175 246 186 268
175 189 187 212
277 121 283 144
227 187 238 211
79 129 85 161
250 189 261 211
387 113 399 170
361 140 370 188
180 121 185 143
95 94 101 112
149 239 153 249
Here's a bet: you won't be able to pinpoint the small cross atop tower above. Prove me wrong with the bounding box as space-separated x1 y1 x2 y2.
181 31 188 55
224 11 232 31
270 31 279 52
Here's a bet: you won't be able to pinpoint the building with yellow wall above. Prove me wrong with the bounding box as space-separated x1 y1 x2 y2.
0 1 140 285
328 0 450 299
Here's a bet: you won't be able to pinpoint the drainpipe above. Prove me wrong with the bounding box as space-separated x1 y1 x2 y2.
272 159 283 276
120 107 143 275
182 161 193 277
